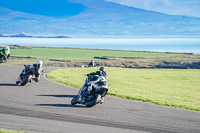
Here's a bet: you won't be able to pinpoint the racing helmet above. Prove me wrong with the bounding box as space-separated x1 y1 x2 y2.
3 47 10 54
4 47 9 50
37 60 43 67
99 67 105 71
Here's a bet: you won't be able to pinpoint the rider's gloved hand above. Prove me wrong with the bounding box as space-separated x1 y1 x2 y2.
86 83 89 86
86 82 91 86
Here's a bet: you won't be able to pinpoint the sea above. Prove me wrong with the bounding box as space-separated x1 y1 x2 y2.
0 37 200 54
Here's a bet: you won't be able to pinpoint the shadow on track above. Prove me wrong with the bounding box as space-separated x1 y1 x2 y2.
35 104 86 108
36 95 85 108
37 95 76 98
0 83 19 86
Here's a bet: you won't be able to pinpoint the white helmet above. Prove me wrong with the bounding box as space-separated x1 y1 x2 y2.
37 60 43 67
4 47 9 50
4 47 10 54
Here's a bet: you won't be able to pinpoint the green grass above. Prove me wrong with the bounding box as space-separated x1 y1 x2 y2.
3 46 199 68
10 47 181 60
0 129 23 133
47 67 200 112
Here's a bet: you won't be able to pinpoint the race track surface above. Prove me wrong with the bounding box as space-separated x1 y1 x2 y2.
0 65 200 133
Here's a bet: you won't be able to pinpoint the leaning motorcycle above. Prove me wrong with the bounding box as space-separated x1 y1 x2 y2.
71 75 108 107
0 52 7 63
16 65 42 86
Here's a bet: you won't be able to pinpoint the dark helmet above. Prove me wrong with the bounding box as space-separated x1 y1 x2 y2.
99 67 105 71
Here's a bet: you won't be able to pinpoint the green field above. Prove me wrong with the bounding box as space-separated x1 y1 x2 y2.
10 47 180 60
47 67 200 112
3 46 199 68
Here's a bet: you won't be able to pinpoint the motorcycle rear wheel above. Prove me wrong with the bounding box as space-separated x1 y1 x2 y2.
85 94 101 107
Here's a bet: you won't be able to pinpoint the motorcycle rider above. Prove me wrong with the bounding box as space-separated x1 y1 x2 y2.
80 67 108 103
88 60 96 67
0 47 10 62
16 60 43 83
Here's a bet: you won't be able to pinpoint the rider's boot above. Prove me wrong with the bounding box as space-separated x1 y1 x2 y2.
79 95 85 104
34 74 40 82
99 97 104 104
34 77 39 82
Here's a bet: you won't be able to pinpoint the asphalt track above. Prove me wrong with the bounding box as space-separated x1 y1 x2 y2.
0 65 200 133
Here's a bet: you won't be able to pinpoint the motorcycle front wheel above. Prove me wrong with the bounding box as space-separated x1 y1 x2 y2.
0 57 5 63
71 96 78 105
21 75 32 86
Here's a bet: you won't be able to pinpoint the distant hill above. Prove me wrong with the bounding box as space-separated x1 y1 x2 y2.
0 0 200 37
0 33 70 38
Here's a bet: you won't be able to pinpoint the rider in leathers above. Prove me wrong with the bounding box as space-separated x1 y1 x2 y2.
80 67 108 103
87 67 108 91
88 60 96 67
0 47 10 62
17 60 43 83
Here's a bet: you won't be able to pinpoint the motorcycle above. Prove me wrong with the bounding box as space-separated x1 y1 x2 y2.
16 65 43 86
71 75 108 107
0 52 7 63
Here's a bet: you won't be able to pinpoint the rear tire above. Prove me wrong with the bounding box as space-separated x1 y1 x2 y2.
85 94 101 107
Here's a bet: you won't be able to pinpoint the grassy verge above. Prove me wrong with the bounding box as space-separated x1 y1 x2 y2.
0 129 23 133
1 46 200 68
47 67 200 112
8 46 181 60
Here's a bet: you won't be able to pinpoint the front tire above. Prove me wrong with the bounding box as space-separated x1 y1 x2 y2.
0 57 4 63
21 75 32 86
71 96 78 105
85 94 101 107
16 81 20 85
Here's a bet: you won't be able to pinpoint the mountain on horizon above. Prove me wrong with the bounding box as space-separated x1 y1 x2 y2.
0 0 200 37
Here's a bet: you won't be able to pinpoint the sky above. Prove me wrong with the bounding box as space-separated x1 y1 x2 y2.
105 0 200 18
0 0 85 17
1 0 199 18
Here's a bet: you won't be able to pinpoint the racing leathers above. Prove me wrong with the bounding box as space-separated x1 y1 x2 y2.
88 60 96 67
79 70 108 103
17 63 43 83
0 48 9 62
87 70 108 91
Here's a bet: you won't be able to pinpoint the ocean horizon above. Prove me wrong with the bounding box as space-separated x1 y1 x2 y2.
0 37 200 54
